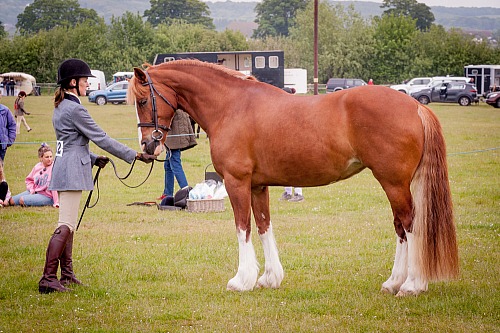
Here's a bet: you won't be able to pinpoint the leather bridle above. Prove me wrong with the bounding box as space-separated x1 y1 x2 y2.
136 70 177 142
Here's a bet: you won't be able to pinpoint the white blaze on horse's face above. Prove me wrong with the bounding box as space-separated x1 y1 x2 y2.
135 100 143 151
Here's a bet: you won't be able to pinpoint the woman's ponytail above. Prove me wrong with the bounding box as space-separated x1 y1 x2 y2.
54 86 65 108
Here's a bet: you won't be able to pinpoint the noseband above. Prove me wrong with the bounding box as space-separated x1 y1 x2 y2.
137 71 177 141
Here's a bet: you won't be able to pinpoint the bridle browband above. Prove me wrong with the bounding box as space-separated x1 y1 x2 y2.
136 70 177 142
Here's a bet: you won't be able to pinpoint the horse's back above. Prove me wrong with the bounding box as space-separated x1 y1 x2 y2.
324 86 425 182
220 85 425 187
295 85 425 168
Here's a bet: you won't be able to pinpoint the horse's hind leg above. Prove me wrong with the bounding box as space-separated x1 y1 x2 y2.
379 182 427 296
381 237 408 294
251 186 284 289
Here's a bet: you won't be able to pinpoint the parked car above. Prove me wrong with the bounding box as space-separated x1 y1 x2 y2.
326 78 367 93
408 76 472 95
88 81 128 105
410 82 478 106
390 77 431 94
485 91 500 108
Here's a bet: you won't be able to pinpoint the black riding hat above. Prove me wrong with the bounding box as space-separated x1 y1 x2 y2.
57 58 95 85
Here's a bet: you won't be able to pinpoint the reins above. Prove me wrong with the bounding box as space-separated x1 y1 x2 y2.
76 147 171 231
108 158 155 188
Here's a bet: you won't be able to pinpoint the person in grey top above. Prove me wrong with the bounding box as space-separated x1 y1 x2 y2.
39 58 155 294
14 91 32 134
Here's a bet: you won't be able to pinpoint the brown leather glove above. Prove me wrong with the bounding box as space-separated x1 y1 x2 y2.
136 153 156 164
95 156 109 168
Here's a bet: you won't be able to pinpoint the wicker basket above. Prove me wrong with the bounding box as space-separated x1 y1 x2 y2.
187 198 225 212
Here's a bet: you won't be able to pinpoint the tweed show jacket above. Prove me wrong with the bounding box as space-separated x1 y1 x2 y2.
165 109 197 151
49 94 136 191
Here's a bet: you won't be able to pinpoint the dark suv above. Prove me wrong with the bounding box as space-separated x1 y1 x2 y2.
326 78 367 93
410 82 478 106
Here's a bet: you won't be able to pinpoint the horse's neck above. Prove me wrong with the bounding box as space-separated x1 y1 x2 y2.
172 68 248 133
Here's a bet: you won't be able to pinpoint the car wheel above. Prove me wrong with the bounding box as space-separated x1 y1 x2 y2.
458 96 471 106
96 96 107 105
398 89 407 94
496 99 500 108
418 95 430 104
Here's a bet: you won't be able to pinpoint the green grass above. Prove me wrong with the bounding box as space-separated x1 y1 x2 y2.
0 95 499 332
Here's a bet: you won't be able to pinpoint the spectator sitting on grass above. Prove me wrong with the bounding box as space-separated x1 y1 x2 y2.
8 143 59 207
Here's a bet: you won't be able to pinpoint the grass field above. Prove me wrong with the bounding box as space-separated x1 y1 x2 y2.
0 95 498 332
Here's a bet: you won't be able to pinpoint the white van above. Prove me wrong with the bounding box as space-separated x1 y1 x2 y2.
390 77 432 94
87 70 106 95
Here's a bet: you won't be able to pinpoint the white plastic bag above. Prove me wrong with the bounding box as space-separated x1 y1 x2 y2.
188 180 227 200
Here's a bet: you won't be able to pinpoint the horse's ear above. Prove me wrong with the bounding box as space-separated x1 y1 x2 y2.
133 67 148 84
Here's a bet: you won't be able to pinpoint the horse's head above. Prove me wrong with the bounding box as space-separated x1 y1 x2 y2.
127 66 178 156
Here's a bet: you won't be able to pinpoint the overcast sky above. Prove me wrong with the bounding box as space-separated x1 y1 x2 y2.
204 0 500 8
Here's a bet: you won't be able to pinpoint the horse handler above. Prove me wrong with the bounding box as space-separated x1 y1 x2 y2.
38 58 156 294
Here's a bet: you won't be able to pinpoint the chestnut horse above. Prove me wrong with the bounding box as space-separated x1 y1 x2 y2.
127 60 458 296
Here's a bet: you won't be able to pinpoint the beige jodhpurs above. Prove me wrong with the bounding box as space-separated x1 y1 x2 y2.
16 116 31 134
57 191 82 232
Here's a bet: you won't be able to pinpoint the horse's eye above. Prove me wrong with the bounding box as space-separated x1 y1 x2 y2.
138 99 147 107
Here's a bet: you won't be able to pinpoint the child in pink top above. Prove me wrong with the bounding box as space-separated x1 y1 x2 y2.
9 143 59 207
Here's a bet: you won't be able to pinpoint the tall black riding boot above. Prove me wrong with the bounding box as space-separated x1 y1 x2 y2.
59 231 83 286
38 225 71 294
0 181 8 202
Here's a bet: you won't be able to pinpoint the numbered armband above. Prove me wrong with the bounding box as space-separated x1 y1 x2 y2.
56 141 64 157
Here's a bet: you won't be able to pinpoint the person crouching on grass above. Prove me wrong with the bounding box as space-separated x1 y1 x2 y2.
37 58 156 294
8 143 58 207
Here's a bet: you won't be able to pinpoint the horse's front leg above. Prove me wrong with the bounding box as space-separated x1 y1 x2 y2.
251 186 284 289
225 178 259 292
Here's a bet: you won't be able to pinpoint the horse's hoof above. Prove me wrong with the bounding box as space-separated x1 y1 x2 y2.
395 289 420 297
381 286 397 295
257 273 283 289
226 284 241 292
227 277 254 292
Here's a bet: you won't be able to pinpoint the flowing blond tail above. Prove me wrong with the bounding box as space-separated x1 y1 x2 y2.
411 105 459 281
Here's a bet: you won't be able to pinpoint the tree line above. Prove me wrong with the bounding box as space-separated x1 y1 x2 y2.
0 0 499 86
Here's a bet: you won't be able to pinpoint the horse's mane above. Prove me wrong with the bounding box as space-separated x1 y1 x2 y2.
127 59 259 104
157 59 259 82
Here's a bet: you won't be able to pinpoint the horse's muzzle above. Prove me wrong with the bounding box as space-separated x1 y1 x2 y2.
142 139 159 155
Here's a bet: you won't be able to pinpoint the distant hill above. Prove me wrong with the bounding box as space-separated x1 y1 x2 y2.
2 0 500 37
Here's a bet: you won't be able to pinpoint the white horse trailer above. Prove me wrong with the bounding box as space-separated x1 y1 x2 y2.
86 70 106 95
464 64 500 96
